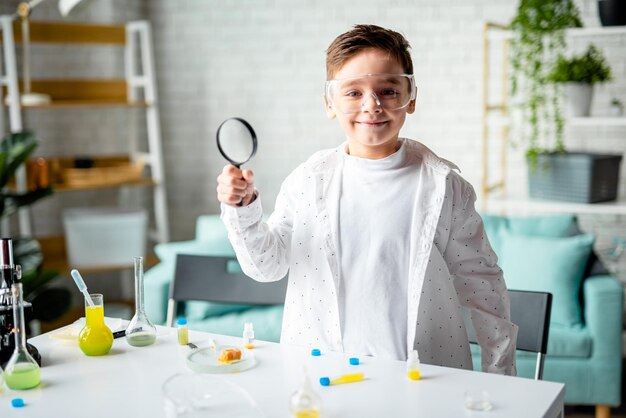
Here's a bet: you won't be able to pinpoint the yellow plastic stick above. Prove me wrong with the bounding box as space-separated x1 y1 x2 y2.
320 372 364 386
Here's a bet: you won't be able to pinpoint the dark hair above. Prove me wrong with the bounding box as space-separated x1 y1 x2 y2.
326 24 413 79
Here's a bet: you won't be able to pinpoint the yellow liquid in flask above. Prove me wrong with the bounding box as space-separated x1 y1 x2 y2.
79 305 113 356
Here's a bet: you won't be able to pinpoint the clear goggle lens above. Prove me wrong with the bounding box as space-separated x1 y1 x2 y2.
325 73 417 114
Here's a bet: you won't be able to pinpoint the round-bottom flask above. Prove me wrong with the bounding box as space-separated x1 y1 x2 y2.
79 293 113 356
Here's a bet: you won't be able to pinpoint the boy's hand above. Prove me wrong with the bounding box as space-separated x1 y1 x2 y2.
217 164 256 207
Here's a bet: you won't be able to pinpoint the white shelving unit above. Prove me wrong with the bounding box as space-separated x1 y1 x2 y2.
0 17 169 271
482 22 626 216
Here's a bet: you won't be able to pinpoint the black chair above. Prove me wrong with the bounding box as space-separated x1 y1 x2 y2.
464 289 552 380
166 254 288 327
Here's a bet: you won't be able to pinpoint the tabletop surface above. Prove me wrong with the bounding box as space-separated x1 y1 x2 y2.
0 324 565 418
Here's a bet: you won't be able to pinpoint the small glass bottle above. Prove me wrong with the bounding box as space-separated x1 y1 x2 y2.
176 318 188 345
126 256 157 347
4 283 41 389
79 293 113 356
243 322 255 349
289 367 322 418
407 349 421 380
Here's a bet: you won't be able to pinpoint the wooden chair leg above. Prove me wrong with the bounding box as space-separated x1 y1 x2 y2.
596 405 611 418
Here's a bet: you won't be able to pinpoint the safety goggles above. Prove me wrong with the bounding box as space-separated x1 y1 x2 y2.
325 73 417 114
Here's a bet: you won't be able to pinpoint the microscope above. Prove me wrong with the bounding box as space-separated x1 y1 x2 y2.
0 238 41 368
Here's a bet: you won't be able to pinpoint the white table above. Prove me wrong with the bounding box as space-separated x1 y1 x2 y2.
0 325 564 418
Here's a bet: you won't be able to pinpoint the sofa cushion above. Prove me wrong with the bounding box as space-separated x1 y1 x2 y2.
481 214 577 260
500 231 595 327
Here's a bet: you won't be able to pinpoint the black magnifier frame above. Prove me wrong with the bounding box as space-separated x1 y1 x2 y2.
216 117 258 169
216 117 258 206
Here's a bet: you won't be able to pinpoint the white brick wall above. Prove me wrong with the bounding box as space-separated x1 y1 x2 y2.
3 0 626 280
146 0 526 239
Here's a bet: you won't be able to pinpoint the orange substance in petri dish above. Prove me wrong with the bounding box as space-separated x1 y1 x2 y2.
217 347 242 363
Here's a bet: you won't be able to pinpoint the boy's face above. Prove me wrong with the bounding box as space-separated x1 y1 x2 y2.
325 48 416 158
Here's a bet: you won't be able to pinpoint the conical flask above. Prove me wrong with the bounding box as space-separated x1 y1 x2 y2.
4 282 40 390
125 256 157 347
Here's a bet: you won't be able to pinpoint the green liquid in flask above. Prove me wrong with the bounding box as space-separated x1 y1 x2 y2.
5 363 41 390
126 331 156 347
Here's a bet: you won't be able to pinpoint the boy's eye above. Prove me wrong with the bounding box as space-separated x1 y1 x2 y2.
379 89 399 98
344 90 362 98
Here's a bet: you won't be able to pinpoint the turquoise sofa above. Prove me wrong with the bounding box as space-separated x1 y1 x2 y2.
478 213 623 417
145 213 623 415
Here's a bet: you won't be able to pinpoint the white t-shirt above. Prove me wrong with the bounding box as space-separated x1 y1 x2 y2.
338 141 418 360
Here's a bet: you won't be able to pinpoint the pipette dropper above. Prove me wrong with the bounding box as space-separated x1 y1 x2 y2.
70 269 95 307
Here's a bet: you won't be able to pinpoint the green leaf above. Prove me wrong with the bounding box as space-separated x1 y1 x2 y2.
1 187 53 219
0 132 38 188
547 44 612 84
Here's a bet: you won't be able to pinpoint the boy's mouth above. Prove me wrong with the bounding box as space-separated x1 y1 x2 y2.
355 120 388 128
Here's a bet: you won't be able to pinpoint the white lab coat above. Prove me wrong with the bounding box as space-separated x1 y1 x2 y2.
221 138 518 375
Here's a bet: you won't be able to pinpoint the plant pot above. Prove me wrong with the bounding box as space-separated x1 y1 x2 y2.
528 152 622 203
610 103 624 117
565 83 593 117
598 0 626 26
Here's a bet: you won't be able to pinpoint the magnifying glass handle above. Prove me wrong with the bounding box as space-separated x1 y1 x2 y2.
234 163 244 207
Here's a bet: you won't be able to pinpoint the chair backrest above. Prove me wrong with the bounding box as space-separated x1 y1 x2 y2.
166 254 288 326
464 289 552 380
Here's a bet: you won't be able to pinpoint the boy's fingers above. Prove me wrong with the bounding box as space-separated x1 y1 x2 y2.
242 169 255 185
216 165 256 207
223 164 243 178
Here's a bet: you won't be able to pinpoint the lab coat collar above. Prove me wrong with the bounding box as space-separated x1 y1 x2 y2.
308 138 460 174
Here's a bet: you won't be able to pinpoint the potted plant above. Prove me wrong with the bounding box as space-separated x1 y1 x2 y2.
509 0 582 163
0 131 71 331
547 45 612 117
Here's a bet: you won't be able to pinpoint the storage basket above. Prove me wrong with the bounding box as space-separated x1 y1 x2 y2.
528 152 622 203
63 207 147 268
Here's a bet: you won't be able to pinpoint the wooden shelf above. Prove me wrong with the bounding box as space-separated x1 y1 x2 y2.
39 235 159 275
23 100 150 109
568 117 626 127
486 195 626 216
567 26 626 37
3 80 149 107
0 18 170 244
53 177 157 192
4 20 126 45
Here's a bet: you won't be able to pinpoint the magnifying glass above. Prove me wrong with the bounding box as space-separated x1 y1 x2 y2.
216 117 258 206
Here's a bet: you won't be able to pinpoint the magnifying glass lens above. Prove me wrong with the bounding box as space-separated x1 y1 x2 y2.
216 118 257 167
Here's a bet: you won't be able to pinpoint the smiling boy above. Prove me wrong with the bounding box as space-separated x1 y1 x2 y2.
217 24 517 375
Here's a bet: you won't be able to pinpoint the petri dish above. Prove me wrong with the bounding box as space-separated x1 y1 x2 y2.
464 389 493 411
186 345 256 374
163 372 265 418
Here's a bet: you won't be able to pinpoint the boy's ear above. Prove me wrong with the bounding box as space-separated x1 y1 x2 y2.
323 95 336 119
407 99 416 114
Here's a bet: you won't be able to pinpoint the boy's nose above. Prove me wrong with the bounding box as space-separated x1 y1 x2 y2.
361 92 382 112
